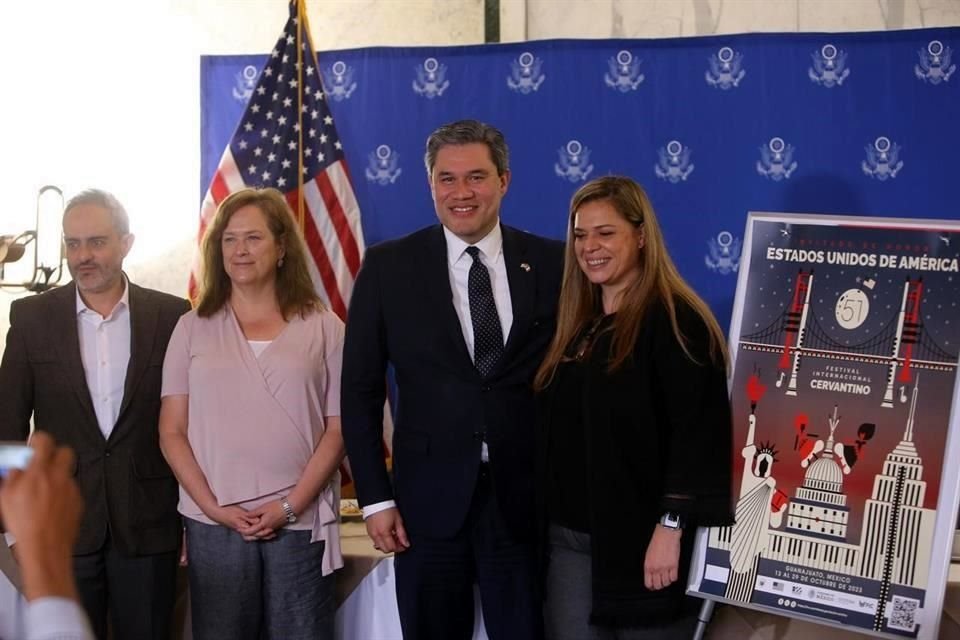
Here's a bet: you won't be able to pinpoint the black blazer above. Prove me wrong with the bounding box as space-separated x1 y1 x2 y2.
536 299 734 626
342 224 563 541
0 282 190 556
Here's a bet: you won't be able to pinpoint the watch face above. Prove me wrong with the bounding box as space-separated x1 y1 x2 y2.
661 512 682 529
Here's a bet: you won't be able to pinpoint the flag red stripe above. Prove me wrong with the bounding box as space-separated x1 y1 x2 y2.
210 170 230 205
284 190 348 319
315 166 361 277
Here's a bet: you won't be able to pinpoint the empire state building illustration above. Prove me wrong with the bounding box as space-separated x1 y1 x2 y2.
859 377 935 631
706 374 936 635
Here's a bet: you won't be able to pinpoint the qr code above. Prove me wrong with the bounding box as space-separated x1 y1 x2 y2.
888 595 919 632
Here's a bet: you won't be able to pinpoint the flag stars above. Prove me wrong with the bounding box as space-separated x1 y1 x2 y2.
283 97 292 107
267 152 277 162
271 48 279 58
272 134 281 144
277 177 287 188
264 68 273 77
266 111 274 120
278 115 287 125
282 159 292 169
262 171 271 181
282 54 289 63
272 92 279 101
289 78 298 89
293 123 300 132
238 140 248 150
260 129 269 139
278 73 285 82
308 128 316 138
251 104 261 113
334 141 342 150
286 34 295 44
319 133 328 144
288 141 297 151
311 109 319 119
306 66 314 76
314 90 323 101
256 87 266 96
302 104 309 113
248 165 257 175
243 122 254 132
317 151 325 162
253 147 263 157
323 115 333 125
305 148 313 157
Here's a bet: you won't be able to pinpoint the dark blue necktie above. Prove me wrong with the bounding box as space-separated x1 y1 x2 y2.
466 246 504 377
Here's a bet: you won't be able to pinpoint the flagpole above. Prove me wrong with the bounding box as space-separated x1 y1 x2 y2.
294 0 306 231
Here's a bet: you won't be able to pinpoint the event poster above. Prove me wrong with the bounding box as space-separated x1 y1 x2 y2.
689 213 960 639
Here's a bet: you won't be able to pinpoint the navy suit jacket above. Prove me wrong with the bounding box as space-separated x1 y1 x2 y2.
342 223 563 541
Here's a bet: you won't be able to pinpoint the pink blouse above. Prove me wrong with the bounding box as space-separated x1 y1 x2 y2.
162 306 344 575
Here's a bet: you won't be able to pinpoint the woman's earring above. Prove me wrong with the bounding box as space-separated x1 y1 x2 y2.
277 257 284 268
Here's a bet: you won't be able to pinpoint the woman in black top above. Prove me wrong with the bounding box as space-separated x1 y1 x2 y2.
534 176 734 639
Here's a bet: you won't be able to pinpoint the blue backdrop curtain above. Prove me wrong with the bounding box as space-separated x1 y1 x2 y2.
201 27 960 331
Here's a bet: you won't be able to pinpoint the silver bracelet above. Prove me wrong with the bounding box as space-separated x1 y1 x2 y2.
280 497 297 524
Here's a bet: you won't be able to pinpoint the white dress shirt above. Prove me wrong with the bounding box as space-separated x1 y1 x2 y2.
443 224 514 366
362 224 514 520
76 281 131 440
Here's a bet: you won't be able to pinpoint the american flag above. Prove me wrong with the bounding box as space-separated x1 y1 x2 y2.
189 0 363 320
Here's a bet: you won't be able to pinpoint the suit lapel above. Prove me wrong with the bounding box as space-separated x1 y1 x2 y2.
115 283 159 433
421 226 475 373
52 284 99 432
501 225 536 358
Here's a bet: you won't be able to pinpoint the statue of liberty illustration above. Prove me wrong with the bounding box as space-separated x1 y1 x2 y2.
725 370 789 602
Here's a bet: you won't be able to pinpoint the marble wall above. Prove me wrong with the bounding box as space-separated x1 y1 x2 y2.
1 0 958 350
517 0 960 40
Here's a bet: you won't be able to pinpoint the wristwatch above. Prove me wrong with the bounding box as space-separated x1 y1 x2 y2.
659 511 684 530
280 497 297 524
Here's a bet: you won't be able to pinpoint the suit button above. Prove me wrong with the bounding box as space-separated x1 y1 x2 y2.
105 450 111 457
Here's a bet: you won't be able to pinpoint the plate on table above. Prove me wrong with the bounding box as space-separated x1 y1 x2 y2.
340 499 363 521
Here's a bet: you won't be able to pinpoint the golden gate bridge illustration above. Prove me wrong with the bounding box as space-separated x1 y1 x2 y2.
738 271 958 408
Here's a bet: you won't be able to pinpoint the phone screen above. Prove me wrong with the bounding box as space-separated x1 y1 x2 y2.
0 443 33 477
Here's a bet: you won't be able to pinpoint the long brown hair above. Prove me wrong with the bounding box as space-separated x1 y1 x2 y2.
534 176 727 390
195 188 323 319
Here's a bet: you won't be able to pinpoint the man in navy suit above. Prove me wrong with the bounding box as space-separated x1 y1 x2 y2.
342 119 563 639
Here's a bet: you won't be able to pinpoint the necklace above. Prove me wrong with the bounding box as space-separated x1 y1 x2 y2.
572 315 608 361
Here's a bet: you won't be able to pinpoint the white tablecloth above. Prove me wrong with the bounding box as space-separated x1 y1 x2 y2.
335 554 488 640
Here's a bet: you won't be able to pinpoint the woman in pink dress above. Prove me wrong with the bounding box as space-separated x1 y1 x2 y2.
159 188 345 640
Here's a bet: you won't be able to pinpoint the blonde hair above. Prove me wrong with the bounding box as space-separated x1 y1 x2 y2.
534 176 727 390
196 188 323 319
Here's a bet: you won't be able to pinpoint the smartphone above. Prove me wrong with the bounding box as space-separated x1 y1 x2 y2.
0 442 33 477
